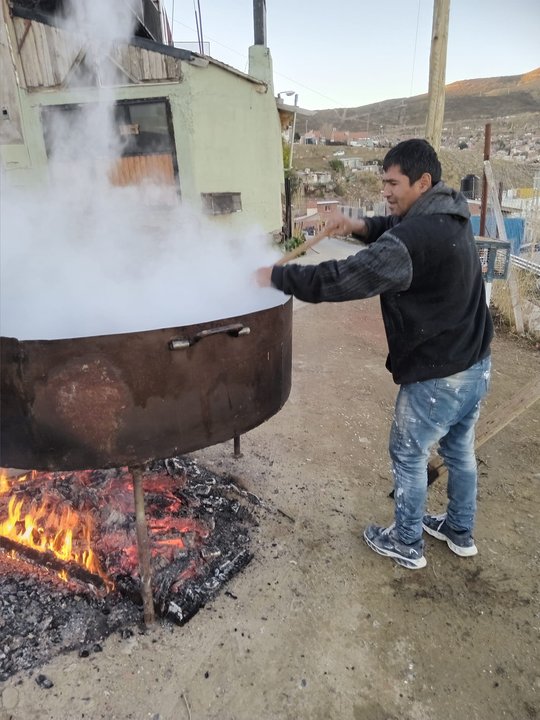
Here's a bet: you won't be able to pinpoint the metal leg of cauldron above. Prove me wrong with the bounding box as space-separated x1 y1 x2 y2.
130 466 155 624
233 434 242 458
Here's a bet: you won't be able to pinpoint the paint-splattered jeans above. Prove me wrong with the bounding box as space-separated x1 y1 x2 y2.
389 356 491 544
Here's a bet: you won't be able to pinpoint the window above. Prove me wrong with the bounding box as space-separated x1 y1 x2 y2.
41 99 176 159
114 100 173 156
201 192 242 215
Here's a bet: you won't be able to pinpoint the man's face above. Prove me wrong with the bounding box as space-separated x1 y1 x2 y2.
382 164 431 216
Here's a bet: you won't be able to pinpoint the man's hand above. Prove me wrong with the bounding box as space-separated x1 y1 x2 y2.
324 210 367 238
254 266 273 287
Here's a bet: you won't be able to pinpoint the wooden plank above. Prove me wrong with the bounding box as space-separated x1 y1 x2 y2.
16 18 32 53
141 48 151 80
39 22 55 86
164 55 176 80
108 154 176 187
128 44 142 81
484 160 525 333
429 375 540 484
55 28 82 85
157 53 167 80
107 50 138 84
61 46 86 88
32 23 49 87
389 374 540 497
476 375 540 447
22 25 41 87
149 49 162 80
119 44 130 71
48 26 62 85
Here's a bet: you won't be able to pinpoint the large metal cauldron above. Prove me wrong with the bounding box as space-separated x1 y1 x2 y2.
0 300 292 471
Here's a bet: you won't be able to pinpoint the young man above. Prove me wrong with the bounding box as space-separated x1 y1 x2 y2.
255 138 493 570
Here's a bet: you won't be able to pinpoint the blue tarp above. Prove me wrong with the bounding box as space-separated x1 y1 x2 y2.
470 216 525 254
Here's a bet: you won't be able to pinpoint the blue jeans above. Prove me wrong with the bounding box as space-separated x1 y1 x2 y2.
389 357 491 544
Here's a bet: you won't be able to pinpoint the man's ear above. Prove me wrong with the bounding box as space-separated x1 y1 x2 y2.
418 172 433 193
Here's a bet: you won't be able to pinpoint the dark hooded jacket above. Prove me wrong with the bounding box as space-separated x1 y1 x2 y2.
270 182 493 384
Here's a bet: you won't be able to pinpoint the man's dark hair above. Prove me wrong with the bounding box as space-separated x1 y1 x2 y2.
382 139 442 186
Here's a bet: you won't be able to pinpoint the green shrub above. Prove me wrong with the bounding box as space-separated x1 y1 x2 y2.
282 233 306 254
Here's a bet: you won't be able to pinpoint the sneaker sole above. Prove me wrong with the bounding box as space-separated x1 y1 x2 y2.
363 532 427 569
422 523 478 557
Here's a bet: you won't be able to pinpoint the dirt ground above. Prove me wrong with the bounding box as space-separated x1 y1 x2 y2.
1 239 539 720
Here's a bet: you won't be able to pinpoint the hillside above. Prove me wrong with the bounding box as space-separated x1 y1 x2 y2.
309 68 540 134
291 143 536 213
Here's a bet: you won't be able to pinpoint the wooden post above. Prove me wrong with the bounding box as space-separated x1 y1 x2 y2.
425 0 450 152
131 466 155 624
483 160 525 334
479 123 491 237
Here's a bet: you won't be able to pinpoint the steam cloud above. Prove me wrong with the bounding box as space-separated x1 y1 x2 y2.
0 0 283 341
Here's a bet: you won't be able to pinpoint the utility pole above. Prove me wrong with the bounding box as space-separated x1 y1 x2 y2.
289 93 298 169
425 0 450 152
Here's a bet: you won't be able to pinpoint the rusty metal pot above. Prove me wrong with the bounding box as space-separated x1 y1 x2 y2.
0 299 292 471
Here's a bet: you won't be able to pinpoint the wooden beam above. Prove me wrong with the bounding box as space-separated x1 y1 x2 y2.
60 46 88 88
106 50 140 84
16 18 31 52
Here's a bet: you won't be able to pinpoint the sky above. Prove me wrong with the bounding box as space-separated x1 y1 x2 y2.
162 0 539 111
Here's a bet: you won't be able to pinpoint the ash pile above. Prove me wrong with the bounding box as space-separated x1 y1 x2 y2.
0 457 257 681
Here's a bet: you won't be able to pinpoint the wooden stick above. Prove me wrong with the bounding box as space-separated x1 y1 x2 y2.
131 466 155 624
474 375 540 449
389 375 540 497
275 229 329 266
432 374 540 484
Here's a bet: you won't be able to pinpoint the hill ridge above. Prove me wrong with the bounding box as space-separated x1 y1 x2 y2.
310 68 540 133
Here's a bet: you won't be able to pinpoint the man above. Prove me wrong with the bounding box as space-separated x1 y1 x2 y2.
255 138 493 570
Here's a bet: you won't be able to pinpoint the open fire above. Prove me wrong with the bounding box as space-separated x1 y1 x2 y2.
0 471 112 591
0 457 256 681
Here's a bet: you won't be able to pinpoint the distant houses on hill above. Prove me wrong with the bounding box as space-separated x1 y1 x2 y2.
301 129 381 148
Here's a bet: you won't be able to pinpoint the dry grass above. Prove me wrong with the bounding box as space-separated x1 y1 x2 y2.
491 267 540 341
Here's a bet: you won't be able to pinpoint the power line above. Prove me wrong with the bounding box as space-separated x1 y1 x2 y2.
168 17 343 106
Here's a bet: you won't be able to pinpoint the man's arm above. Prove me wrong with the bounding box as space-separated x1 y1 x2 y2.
268 234 412 303
323 212 368 239
323 210 398 245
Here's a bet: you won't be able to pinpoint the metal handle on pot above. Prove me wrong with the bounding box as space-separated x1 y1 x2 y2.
169 323 251 350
